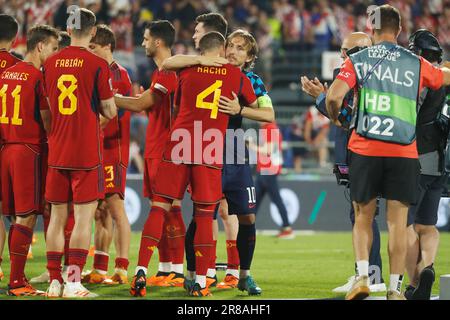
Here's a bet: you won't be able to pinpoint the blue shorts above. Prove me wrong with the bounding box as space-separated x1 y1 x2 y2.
214 164 256 219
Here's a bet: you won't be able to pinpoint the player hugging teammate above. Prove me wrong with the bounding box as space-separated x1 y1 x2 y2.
0 6 273 299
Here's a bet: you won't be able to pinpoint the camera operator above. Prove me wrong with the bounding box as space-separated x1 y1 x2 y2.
404 29 449 300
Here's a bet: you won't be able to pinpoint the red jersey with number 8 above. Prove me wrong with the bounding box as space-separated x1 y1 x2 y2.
164 63 256 168
43 46 113 169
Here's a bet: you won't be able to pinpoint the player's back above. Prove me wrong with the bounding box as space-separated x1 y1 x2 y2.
103 61 131 166
174 63 247 134
0 49 21 74
167 63 256 167
43 46 113 169
0 62 48 145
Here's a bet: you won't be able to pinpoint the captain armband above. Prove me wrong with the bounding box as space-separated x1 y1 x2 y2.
257 95 273 108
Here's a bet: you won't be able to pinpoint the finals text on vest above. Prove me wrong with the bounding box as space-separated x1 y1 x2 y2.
350 44 420 144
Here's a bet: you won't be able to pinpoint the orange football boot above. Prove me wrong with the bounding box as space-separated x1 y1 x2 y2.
7 284 45 296
216 274 239 289
146 271 170 287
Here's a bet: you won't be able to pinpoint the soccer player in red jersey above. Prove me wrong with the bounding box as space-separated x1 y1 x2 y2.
114 20 187 290
130 31 258 297
29 33 79 285
0 25 59 296
0 14 21 282
82 24 132 285
43 8 117 298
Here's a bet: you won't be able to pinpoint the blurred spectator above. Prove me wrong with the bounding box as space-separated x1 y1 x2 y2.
303 106 330 168
310 0 338 52
6 0 450 172
290 114 307 173
128 136 145 174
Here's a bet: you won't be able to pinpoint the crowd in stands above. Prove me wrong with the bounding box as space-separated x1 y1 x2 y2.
2 0 450 173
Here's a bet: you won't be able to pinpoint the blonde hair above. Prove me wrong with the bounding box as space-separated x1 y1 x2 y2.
226 29 259 71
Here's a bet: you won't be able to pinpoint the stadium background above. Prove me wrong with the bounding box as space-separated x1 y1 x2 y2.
3 0 450 232
1 0 450 300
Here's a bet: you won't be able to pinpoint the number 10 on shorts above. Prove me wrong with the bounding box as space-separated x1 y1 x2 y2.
247 187 256 204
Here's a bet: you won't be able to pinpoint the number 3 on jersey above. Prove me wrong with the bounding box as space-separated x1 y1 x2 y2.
58 74 78 115
196 80 222 119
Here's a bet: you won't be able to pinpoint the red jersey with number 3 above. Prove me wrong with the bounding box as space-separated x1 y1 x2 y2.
43 46 114 169
103 61 131 167
0 62 48 145
164 63 257 168
145 69 177 159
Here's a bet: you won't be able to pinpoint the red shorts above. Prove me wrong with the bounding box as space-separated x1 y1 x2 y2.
143 158 161 199
103 162 127 199
1 144 47 216
153 160 222 204
45 166 104 204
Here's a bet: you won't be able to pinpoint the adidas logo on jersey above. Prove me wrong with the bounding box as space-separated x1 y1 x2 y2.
106 182 115 188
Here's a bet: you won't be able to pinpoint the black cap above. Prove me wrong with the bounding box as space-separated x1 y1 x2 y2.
409 29 443 62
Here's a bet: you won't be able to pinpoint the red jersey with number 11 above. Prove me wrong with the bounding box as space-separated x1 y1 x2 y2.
164 63 256 168
43 46 113 170
0 61 48 145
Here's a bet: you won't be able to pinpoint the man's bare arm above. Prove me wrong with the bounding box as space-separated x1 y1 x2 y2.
40 109 51 133
440 65 450 86
218 93 275 122
100 97 118 120
100 115 110 128
162 54 228 71
114 90 161 113
326 78 351 125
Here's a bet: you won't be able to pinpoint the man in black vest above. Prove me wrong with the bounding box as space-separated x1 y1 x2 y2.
301 32 386 294
404 29 448 300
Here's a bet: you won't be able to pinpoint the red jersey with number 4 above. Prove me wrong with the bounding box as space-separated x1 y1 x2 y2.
0 50 21 74
145 69 177 159
103 61 131 167
164 64 257 168
43 46 114 169
0 62 48 145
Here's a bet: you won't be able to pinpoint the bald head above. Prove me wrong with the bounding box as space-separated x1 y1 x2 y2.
343 32 372 50
341 32 372 58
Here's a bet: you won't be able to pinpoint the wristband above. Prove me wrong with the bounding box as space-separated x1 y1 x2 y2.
238 105 245 116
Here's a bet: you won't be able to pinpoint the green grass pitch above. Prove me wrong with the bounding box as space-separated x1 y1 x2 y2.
1 231 449 300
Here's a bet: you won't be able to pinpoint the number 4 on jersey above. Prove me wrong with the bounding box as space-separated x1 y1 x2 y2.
196 80 222 119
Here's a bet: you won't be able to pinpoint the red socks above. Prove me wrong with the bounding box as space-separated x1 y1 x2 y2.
93 252 109 272
115 257 129 270
137 206 167 268
47 251 64 284
67 248 88 282
194 204 215 276
9 224 33 288
168 205 186 265
8 224 14 254
226 240 239 270
209 240 217 271
158 217 171 263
